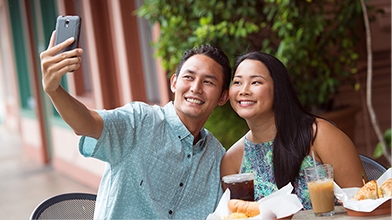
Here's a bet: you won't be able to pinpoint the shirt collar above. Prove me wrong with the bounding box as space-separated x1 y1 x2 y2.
164 102 192 141
193 129 207 155
164 102 207 154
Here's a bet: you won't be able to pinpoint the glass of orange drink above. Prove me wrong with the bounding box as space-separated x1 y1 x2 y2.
305 164 335 217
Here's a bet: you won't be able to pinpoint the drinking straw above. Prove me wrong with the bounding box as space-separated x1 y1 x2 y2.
312 151 319 180
361 173 366 186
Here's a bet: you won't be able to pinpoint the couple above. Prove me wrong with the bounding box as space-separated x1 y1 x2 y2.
40 33 365 219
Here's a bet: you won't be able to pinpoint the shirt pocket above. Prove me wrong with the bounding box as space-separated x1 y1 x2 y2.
144 153 184 203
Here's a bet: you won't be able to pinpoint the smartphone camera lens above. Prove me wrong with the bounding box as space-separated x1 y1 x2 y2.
65 19 70 28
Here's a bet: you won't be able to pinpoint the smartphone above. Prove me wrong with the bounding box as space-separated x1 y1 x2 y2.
54 15 81 54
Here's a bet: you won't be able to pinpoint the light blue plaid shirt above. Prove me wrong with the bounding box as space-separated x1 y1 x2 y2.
79 102 225 219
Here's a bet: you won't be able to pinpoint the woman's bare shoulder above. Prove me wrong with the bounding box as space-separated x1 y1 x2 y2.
314 118 345 139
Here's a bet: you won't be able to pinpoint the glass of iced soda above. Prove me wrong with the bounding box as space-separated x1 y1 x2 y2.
222 173 255 201
305 164 335 217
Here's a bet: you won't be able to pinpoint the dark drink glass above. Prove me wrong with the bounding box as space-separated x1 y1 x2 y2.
222 173 255 201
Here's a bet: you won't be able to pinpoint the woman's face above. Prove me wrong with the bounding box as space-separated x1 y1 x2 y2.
229 59 274 121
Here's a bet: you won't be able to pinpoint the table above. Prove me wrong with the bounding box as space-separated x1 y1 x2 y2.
292 206 391 219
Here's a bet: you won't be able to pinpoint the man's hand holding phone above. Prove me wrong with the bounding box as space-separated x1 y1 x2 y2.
40 15 82 94
40 31 83 94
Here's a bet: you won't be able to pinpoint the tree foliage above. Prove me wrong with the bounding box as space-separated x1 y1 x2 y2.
136 0 365 147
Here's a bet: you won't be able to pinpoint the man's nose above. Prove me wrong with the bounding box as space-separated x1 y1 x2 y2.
190 80 203 93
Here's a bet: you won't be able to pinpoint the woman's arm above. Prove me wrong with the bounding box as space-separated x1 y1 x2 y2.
311 119 366 187
221 136 246 178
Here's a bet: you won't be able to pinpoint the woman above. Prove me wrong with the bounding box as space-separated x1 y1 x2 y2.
221 51 365 209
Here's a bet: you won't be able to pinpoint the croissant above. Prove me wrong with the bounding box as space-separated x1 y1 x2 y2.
228 199 260 217
354 180 382 200
380 178 392 197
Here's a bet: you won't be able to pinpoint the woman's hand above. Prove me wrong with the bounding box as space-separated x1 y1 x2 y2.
40 31 83 94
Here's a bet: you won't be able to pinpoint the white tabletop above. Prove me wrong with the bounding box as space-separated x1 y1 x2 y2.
292 206 391 219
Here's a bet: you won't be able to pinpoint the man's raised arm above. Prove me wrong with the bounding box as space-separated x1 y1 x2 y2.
40 31 103 139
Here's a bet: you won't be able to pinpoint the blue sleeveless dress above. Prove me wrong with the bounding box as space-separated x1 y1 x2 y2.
240 137 319 210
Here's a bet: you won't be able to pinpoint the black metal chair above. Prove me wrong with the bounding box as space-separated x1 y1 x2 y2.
359 154 387 181
30 192 96 220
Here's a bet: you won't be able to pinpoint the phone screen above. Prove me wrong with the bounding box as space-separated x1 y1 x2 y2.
54 15 81 54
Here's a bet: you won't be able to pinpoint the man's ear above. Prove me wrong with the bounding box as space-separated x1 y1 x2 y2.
170 74 177 93
218 90 229 106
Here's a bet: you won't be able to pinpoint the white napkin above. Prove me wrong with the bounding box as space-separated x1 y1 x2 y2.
334 168 392 212
206 183 303 220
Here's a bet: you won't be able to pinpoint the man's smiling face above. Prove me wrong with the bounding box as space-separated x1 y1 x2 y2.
170 54 228 125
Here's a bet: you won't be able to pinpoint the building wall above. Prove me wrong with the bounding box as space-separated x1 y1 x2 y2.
0 0 21 133
0 0 169 190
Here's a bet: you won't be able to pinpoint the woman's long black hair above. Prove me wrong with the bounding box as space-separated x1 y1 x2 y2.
233 51 319 188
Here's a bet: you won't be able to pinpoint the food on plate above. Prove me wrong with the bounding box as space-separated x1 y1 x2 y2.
354 180 382 200
227 199 260 218
224 212 249 219
380 178 392 197
354 180 384 200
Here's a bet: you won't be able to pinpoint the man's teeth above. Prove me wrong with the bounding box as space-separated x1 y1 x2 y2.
187 98 203 104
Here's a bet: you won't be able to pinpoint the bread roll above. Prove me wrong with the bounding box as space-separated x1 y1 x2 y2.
228 199 260 217
380 178 392 197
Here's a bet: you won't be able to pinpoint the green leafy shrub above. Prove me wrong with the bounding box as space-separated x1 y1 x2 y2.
136 0 365 147
373 129 391 159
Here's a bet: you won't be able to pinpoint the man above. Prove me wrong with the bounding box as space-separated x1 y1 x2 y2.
40 32 232 219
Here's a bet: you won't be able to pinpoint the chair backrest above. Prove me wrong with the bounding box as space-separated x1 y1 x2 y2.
359 154 387 181
30 192 96 220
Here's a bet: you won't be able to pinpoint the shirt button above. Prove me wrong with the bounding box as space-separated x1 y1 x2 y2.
187 154 191 158
179 182 183 187
169 210 173 215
